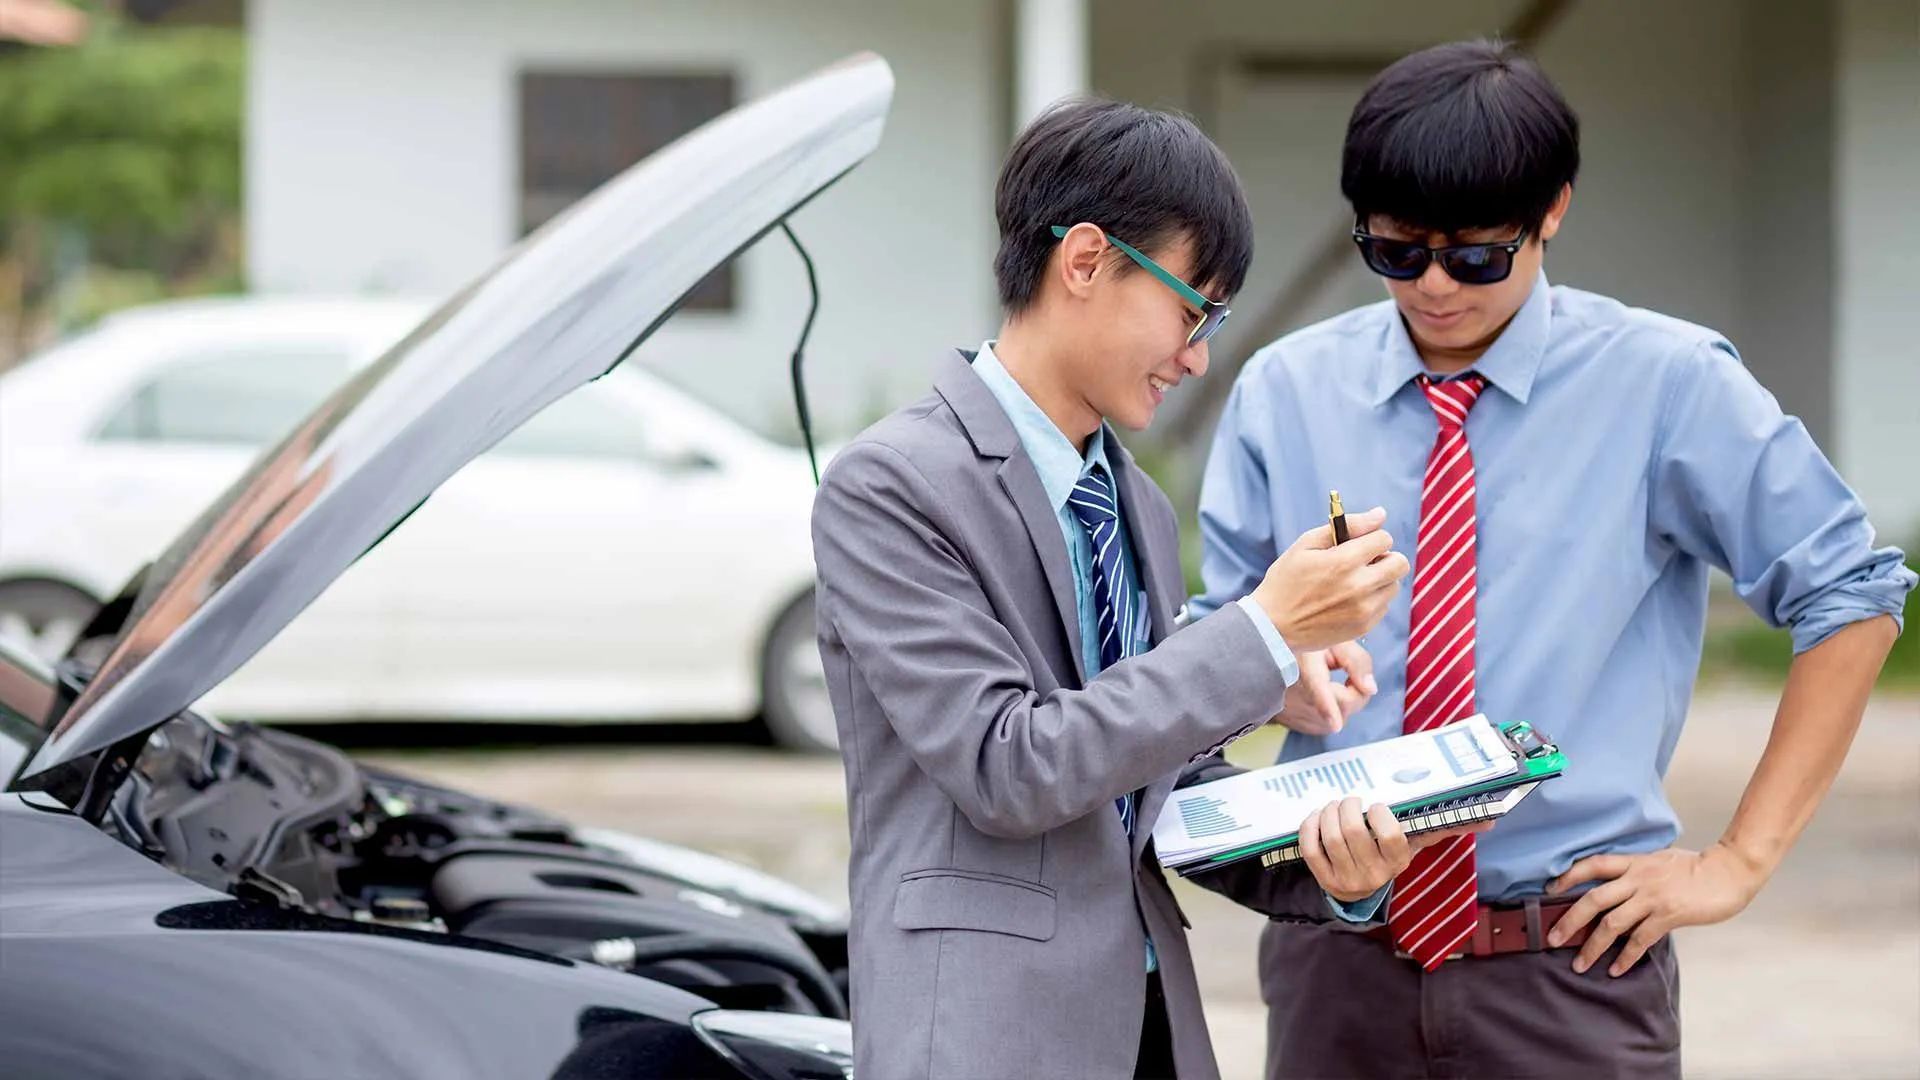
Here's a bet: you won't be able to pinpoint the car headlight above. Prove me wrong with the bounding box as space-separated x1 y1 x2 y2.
692 1010 854 1080
577 826 846 928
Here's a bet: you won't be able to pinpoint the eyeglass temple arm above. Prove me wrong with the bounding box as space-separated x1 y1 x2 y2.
1048 225 1217 309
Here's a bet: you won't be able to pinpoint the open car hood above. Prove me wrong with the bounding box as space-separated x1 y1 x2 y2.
17 54 893 781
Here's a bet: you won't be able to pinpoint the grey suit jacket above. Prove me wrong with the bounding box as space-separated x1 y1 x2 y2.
811 349 1316 1079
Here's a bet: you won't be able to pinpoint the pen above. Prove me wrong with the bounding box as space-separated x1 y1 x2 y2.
1329 490 1370 653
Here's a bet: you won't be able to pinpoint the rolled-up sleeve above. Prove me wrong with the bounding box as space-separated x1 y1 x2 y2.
1650 338 1916 652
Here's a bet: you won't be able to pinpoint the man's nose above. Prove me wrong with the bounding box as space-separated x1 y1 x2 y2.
1417 258 1457 297
1181 336 1210 378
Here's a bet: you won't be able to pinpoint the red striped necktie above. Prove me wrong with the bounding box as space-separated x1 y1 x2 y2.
1388 373 1489 971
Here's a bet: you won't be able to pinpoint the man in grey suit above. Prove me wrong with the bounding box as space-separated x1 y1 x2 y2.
813 101 1476 1079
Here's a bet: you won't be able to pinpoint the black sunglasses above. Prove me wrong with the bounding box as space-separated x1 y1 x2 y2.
1351 225 1529 285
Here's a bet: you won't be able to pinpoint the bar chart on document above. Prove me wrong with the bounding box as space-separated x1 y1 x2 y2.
1176 796 1244 839
1266 758 1375 800
1152 714 1516 867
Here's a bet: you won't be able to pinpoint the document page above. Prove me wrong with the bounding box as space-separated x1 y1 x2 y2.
1153 714 1513 867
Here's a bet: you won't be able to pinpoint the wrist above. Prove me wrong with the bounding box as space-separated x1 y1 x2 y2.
1255 598 1303 649
1709 837 1776 894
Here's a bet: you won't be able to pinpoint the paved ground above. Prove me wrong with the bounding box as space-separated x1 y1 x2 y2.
359 686 1919 1079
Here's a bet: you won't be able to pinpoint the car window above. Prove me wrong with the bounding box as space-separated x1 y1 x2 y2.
97 347 353 447
491 382 654 460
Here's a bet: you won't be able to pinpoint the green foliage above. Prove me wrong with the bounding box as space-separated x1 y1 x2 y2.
0 28 243 238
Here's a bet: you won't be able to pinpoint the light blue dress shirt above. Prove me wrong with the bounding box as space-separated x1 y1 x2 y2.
969 343 1381 931
1190 274 1915 902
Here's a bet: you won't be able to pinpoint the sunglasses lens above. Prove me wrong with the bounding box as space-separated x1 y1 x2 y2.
1188 305 1229 346
1438 244 1514 285
1356 237 1429 280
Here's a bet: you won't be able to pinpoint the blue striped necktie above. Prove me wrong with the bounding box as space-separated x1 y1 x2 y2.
1067 464 1139 833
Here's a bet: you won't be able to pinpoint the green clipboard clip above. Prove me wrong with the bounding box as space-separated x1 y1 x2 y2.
1500 720 1565 768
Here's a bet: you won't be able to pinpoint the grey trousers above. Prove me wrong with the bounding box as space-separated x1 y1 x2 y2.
1258 919 1681 1080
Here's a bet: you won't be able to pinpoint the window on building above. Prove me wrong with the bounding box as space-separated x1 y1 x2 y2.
96 347 353 447
519 70 738 311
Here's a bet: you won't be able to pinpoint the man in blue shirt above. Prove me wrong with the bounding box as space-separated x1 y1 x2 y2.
1186 40 1915 1079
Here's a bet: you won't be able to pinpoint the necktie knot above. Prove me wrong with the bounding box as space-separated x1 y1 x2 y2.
1419 373 1488 435
1067 467 1118 531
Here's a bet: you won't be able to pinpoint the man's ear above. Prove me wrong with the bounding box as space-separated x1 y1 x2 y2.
1055 222 1109 300
1538 183 1574 242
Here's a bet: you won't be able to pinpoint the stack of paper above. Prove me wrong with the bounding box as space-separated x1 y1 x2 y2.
1153 714 1518 870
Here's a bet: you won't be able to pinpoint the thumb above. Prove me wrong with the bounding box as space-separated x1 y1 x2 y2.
1310 678 1344 733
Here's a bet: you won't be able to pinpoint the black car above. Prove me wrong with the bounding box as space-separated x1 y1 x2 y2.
0 53 892 1080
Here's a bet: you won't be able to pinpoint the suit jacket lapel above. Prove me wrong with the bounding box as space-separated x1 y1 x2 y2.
998 457 1087 685
934 350 1087 687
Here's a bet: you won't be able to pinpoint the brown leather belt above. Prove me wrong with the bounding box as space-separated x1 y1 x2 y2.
1361 897 1590 963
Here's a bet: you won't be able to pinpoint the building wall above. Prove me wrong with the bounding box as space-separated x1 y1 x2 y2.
1835 0 1920 536
1740 1 1838 454
247 0 1004 436
247 0 1915 535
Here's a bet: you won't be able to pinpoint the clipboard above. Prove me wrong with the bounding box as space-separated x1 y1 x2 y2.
1171 721 1567 877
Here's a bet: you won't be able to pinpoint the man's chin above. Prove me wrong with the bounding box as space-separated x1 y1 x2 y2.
1414 323 1492 356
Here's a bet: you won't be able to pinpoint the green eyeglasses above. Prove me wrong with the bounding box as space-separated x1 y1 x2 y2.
1049 225 1231 347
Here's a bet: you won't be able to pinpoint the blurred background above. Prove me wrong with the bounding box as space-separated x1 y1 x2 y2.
1 2 1914 1077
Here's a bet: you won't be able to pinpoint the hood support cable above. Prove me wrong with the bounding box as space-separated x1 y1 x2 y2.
781 221 822 485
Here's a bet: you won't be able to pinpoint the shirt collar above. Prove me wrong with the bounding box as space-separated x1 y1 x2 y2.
973 340 1111 513
1369 270 1552 406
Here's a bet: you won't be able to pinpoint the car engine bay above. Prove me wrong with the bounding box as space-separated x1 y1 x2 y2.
103 712 849 1019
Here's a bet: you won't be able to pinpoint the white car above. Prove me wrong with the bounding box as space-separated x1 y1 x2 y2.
0 297 837 750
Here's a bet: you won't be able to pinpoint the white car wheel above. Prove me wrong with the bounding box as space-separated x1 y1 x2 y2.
761 592 838 754
0 580 98 665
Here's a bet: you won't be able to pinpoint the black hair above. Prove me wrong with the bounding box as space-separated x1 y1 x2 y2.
1342 40 1580 236
993 98 1253 314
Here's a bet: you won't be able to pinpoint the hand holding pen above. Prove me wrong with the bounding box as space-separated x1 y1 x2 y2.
1247 502 1405 653
1252 493 1400 735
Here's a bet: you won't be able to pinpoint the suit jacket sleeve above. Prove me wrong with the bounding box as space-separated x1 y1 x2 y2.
812 440 1290 841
